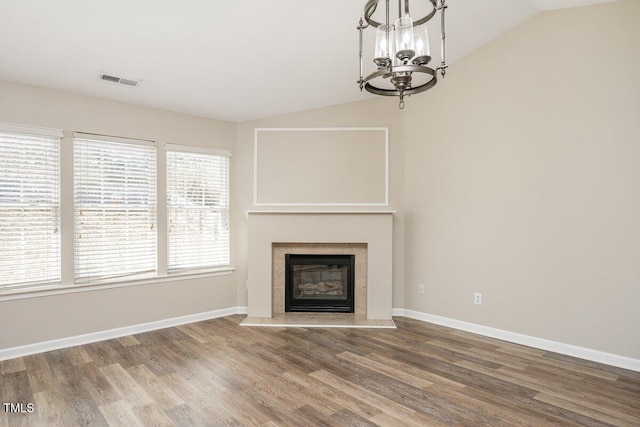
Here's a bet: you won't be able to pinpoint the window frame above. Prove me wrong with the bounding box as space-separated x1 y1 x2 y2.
0 123 63 291
73 132 159 284
166 144 232 274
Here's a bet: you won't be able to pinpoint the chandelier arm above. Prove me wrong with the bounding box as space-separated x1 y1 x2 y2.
438 0 447 76
365 64 436 78
386 0 390 27
364 0 381 27
358 19 364 89
363 64 437 97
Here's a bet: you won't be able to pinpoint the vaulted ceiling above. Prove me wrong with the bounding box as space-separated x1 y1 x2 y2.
0 0 619 122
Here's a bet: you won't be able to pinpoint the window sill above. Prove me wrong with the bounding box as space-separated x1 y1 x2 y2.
0 267 235 302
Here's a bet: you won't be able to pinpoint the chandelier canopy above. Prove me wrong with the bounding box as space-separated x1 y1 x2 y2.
357 0 448 109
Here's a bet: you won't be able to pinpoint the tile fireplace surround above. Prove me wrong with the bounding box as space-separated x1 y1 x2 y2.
245 211 394 320
273 243 367 315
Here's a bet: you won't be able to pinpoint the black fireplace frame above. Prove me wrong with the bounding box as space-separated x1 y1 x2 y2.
285 254 355 313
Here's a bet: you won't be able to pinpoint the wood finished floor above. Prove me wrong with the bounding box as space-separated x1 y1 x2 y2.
1 315 639 427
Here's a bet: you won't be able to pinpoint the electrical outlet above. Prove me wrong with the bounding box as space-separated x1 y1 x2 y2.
474 292 482 305
418 284 425 295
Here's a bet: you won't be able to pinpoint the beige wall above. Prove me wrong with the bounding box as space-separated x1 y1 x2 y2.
403 0 640 359
234 99 405 310
0 82 237 348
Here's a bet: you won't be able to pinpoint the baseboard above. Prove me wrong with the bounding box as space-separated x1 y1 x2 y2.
392 308 640 372
5 306 637 372
0 306 247 361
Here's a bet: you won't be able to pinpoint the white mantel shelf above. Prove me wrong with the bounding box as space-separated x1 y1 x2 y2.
244 210 395 219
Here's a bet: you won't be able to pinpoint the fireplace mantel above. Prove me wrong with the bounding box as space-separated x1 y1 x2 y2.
246 211 394 320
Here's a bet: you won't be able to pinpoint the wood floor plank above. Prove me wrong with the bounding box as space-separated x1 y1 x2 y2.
83 340 126 367
491 365 640 420
615 375 640 393
535 392 640 427
63 345 93 366
131 403 176 427
2 371 33 422
1 314 638 427
116 335 140 347
164 403 210 427
410 362 575 426
176 323 214 344
79 362 125 407
126 364 185 410
213 417 243 427
99 364 154 408
367 352 467 391
265 370 347 417
215 389 282 426
290 404 335 426
0 379 7 427
123 344 177 377
524 364 640 409
337 351 434 389
500 346 620 381
158 372 232 423
21 353 53 394
165 340 247 394
461 385 582 426
48 361 110 427
542 350 636 379
34 373 108 427
98 400 144 427
310 369 418 421
32 390 75 427
282 370 382 420
318 357 510 426
429 338 532 370
1 358 25 375
132 328 190 347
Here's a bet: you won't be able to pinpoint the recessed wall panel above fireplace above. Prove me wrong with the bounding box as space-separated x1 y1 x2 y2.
254 128 389 206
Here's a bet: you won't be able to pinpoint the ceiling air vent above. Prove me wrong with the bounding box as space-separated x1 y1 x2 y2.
99 74 140 87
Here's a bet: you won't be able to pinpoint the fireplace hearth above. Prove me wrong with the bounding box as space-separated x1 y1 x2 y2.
285 254 355 313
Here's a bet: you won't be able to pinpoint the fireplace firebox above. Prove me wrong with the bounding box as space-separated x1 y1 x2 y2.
285 254 355 313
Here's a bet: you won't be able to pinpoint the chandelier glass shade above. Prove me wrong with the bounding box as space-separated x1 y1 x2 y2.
357 0 448 109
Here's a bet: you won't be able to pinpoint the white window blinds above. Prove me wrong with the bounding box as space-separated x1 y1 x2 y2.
74 134 157 283
167 147 230 272
0 124 62 289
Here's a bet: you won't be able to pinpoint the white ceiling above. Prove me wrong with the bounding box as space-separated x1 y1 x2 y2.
0 0 618 123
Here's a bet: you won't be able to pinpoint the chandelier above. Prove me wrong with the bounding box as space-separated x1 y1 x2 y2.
357 0 448 109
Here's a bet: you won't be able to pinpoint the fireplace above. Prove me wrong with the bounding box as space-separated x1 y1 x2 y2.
285 254 355 313
246 212 393 320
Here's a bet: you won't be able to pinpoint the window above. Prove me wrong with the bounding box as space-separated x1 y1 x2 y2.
1 124 232 295
74 134 157 283
0 124 61 289
167 146 230 272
